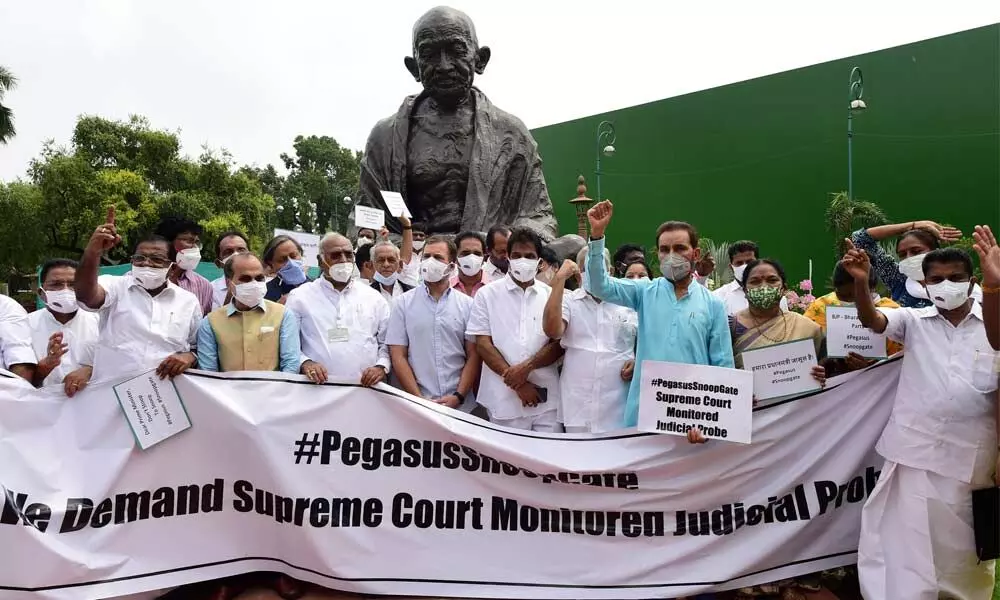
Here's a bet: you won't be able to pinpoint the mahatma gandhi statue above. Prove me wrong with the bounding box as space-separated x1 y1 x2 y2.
358 6 561 242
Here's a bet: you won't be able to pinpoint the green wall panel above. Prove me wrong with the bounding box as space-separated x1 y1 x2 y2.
531 24 1000 289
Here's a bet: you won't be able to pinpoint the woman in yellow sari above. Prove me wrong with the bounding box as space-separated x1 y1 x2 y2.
724 259 839 600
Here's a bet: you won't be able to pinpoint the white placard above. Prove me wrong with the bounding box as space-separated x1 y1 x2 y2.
825 306 887 359
379 190 412 218
740 338 822 401
354 206 386 230
638 360 754 444
273 228 321 269
112 370 191 450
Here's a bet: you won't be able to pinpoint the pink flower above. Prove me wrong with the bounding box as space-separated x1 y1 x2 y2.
799 279 813 292
785 290 800 305
802 294 816 305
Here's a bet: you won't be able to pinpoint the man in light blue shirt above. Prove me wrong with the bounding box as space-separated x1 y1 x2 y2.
387 235 481 412
585 200 734 428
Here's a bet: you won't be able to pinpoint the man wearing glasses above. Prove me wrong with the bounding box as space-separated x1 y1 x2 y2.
75 207 202 384
154 216 215 316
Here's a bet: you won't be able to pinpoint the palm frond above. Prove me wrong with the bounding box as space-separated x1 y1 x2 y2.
0 105 15 144
0 66 16 95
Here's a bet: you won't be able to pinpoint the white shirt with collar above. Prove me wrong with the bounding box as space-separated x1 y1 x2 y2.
558 288 637 432
876 301 999 485
466 275 560 420
482 259 505 282
0 294 36 370
400 253 423 288
376 280 406 303
713 280 789 315
90 274 202 384
28 308 99 386
210 276 228 310
286 277 391 380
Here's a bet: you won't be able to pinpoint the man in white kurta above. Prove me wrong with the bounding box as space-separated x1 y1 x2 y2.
542 247 636 433
0 294 36 382
287 233 391 386
466 228 563 431
844 245 998 600
29 259 99 394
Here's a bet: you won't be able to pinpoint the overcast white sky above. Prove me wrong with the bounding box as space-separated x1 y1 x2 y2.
1 1 997 181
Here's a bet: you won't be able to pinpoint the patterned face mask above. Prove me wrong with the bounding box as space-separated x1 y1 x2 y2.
746 285 784 309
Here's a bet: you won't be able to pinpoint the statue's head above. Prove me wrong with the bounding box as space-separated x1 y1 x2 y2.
405 6 491 105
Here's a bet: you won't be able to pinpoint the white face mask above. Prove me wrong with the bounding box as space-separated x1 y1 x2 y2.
659 252 692 282
374 271 398 286
357 237 374 248
44 289 78 314
328 263 354 283
175 247 201 271
132 266 170 290
457 254 484 277
420 257 452 283
232 280 267 308
924 280 972 311
898 253 927 281
732 263 747 283
636 276 651 283
536 267 555 285
412 240 425 252
509 258 539 283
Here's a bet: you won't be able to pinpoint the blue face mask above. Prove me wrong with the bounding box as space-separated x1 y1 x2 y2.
278 259 306 285
374 271 398 286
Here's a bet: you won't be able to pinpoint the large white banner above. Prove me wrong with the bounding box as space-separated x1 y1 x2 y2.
0 360 901 600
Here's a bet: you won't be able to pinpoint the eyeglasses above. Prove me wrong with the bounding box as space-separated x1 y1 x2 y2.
131 254 172 268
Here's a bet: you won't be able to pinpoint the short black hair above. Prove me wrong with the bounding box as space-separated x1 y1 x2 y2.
539 246 558 266
613 243 645 276
262 235 303 267
507 227 543 256
486 225 512 251
423 234 458 262
357 228 377 238
728 241 759 262
455 230 486 253
833 261 876 288
898 228 940 254
39 258 79 285
741 258 787 289
655 221 699 248
355 243 372 270
223 253 263 280
214 230 249 257
131 234 171 256
153 216 203 242
922 248 973 278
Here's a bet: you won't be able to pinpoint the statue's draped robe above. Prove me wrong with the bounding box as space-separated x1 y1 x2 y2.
359 89 558 241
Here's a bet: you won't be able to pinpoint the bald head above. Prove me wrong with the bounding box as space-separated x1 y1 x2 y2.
405 6 490 105
319 233 355 269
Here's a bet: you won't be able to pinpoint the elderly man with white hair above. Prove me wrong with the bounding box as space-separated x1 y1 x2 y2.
542 246 637 433
286 232 391 387
370 240 414 302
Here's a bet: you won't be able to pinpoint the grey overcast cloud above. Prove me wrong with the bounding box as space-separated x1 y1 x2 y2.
0 0 997 180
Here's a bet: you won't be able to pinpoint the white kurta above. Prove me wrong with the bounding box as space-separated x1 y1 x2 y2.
466 276 560 424
27 309 99 386
858 302 998 600
558 289 636 432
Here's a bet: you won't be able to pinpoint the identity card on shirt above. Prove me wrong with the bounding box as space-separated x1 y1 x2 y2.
112 370 192 451
354 206 386 230
740 338 822 401
328 327 350 343
379 191 412 218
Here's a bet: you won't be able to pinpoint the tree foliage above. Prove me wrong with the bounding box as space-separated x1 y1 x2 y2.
0 115 363 276
0 65 17 144
824 191 890 256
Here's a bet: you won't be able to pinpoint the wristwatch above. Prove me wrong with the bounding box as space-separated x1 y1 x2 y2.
454 391 466 404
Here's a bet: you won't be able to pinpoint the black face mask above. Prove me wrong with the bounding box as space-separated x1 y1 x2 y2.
490 255 509 273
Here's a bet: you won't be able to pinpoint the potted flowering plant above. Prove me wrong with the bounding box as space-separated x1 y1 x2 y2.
785 279 816 314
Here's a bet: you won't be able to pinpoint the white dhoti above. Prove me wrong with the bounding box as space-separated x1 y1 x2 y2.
858 460 996 600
